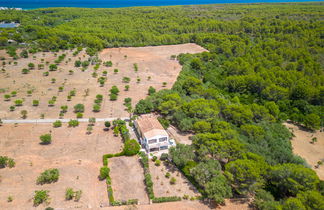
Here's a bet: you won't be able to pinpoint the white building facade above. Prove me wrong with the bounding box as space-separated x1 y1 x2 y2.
135 115 175 153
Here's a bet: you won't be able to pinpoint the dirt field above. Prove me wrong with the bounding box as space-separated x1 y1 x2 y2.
0 122 123 209
149 160 199 198
167 125 193 145
109 156 149 205
0 44 207 119
284 122 324 180
103 199 251 210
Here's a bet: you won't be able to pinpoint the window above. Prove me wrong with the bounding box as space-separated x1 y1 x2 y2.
159 137 167 142
148 139 157 144
160 146 168 150
150 147 159 152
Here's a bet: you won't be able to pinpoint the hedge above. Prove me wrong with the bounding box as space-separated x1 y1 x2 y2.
139 152 155 199
152 196 182 203
111 199 138 206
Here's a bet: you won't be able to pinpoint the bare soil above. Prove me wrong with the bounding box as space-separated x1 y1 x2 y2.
167 125 193 145
149 160 200 198
0 122 123 209
0 44 207 119
284 122 324 180
109 156 149 205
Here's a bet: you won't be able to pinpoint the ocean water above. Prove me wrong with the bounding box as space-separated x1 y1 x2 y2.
0 0 321 10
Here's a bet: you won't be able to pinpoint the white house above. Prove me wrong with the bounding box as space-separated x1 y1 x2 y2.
135 115 175 154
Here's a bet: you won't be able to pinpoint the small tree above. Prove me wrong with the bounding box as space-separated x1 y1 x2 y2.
89 117 96 125
28 62 35 69
32 100 39 106
14 99 23 106
36 168 59 185
40 134 52 145
53 120 62 128
87 125 93 134
148 86 156 95
122 77 130 83
162 82 167 87
65 188 74 200
93 104 101 112
22 68 29 74
110 93 117 101
311 137 317 144
125 85 130 91
33 190 49 206
20 110 28 119
68 120 79 127
74 104 85 113
76 112 83 118
49 64 57 71
104 121 111 130
4 94 10 101
170 177 176 185
114 68 119 74
61 105 68 113
51 78 56 83
123 139 140 156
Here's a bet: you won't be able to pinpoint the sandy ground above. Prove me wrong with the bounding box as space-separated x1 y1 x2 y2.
0 44 207 119
167 125 193 145
0 122 123 209
149 161 199 198
284 122 324 180
109 156 149 205
103 198 251 210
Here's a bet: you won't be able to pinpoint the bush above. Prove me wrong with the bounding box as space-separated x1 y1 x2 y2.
0 156 15 168
36 168 59 185
99 166 110 180
74 104 85 113
152 156 157 162
32 100 39 106
165 172 171 178
68 119 79 127
155 160 161 166
53 120 62 128
93 104 101 112
160 153 168 161
148 86 156 95
123 139 140 156
76 112 83 118
110 93 117 101
33 190 49 206
14 99 23 106
110 86 119 95
40 134 52 145
65 188 74 200
170 177 176 185
152 196 181 203
105 121 111 129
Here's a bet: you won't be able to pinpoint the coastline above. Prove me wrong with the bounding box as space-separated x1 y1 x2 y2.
0 0 322 10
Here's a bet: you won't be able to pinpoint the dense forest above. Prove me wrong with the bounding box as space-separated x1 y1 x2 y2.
0 2 323 209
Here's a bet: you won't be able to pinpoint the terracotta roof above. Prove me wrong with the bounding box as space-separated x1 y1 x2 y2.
137 115 168 139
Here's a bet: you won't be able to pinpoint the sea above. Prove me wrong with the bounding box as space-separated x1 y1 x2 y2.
0 0 321 10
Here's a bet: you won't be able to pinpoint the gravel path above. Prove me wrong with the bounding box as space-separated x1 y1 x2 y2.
1 117 129 124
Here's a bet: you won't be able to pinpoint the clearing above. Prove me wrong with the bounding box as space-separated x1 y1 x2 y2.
109 156 149 205
0 44 206 119
0 122 123 209
284 122 324 180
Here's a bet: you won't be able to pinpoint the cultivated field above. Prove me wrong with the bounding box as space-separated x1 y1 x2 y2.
0 122 123 209
149 161 199 198
0 44 207 119
285 122 324 180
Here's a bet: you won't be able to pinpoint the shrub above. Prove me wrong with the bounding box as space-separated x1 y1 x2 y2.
123 139 140 156
125 85 130 91
165 172 171 178
68 119 79 127
170 177 176 185
148 86 156 95
22 68 29 74
14 99 23 106
152 156 157 162
152 196 181 203
43 71 49 76
110 93 117 101
36 168 59 185
122 77 130 83
93 104 101 112
104 121 111 130
65 188 74 200
7 196 13 202
40 134 52 145
160 153 168 161
110 85 119 95
33 190 49 206
74 104 85 113
114 68 119 73
99 166 110 180
89 117 96 125
32 100 39 106
74 190 82 201
49 64 57 71
76 112 83 118
53 120 62 128
4 94 10 101
155 160 161 166
0 156 15 168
